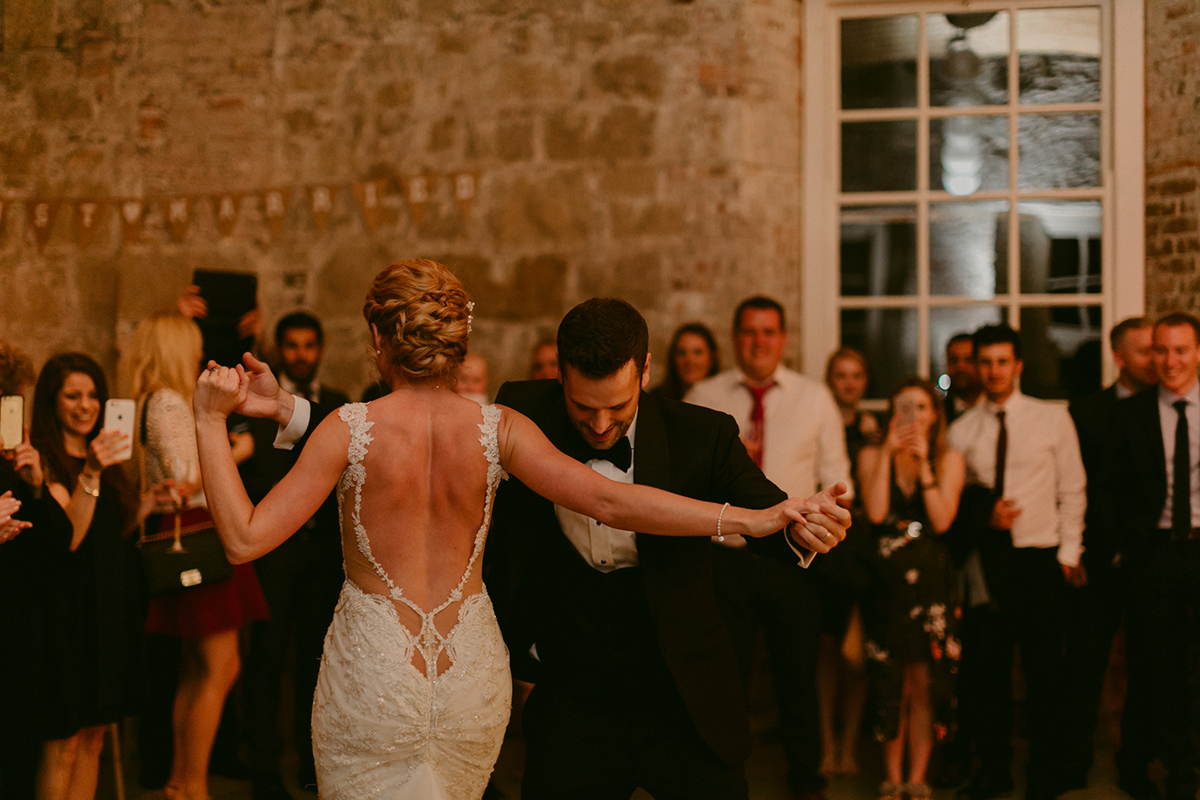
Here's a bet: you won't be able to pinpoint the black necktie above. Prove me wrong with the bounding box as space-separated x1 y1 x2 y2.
578 436 632 473
1173 399 1191 538
993 409 1007 499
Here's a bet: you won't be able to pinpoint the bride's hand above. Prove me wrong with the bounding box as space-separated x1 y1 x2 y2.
747 482 851 553
195 364 249 422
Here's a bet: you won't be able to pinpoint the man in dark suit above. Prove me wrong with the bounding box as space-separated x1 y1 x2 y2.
1063 317 1157 795
1110 312 1200 800
241 312 349 800
944 332 982 426
487 298 849 800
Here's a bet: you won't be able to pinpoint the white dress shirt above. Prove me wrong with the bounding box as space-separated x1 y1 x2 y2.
685 366 852 499
554 415 640 572
1156 380 1200 529
947 391 1087 566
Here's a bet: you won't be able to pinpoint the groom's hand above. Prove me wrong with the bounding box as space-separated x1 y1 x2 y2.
216 353 295 426
784 481 851 554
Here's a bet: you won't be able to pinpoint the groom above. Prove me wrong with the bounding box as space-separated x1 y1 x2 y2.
232 297 847 799
488 298 847 799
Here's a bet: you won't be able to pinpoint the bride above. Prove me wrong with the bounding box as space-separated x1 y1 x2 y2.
192 259 847 799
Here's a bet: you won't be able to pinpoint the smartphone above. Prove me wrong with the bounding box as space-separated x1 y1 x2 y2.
0 395 23 450
103 399 136 461
895 395 917 428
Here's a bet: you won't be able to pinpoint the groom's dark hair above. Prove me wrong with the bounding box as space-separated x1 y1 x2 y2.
557 298 649 379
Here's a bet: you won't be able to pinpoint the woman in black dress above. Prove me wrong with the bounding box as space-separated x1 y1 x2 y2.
651 322 719 401
30 353 149 800
856 378 965 800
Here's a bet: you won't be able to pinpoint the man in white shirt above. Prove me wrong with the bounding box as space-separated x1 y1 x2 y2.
947 324 1086 800
687 296 851 800
1110 312 1200 800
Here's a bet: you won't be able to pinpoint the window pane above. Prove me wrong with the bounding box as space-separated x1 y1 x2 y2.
1016 201 1102 294
929 305 1005 388
930 115 1009 196
929 11 1010 107
1017 7 1101 105
840 205 918 297
841 15 918 110
1017 113 1100 189
1019 306 1103 399
930 201 1009 297
841 308 918 399
842 120 918 192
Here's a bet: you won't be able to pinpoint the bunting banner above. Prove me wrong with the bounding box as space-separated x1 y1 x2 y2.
308 185 336 232
27 200 60 252
352 180 387 233
74 201 103 250
4 170 483 249
261 189 290 241
163 197 192 242
454 171 479 220
214 194 241 238
402 175 430 227
120 199 146 244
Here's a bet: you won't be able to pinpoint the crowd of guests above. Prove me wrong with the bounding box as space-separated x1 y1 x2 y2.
0 290 1197 800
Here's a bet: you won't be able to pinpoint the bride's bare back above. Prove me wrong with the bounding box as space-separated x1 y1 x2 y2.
341 389 500 675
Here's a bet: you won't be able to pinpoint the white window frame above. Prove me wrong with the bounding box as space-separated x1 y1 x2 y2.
801 0 1144 388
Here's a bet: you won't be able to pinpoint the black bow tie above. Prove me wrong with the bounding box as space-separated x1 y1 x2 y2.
577 436 632 472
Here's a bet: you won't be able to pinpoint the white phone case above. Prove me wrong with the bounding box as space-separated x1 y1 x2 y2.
0 396 22 450
104 399 136 462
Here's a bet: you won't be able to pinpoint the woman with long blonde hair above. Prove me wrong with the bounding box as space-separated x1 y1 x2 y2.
129 313 268 800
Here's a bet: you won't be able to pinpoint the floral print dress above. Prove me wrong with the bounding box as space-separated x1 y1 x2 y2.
863 473 961 742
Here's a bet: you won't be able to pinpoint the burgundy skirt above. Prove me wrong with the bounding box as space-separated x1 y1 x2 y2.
146 562 269 639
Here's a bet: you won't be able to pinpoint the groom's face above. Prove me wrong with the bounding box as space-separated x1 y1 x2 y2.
561 357 650 450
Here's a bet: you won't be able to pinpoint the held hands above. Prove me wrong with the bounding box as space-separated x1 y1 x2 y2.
0 490 31 544
215 353 294 425
746 481 852 554
989 498 1022 530
195 363 251 422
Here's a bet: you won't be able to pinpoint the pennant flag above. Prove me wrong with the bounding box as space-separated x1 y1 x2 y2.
162 197 191 242
402 175 430 227
214 194 241 238
261 189 290 240
308 185 336 232
74 201 104 249
352 180 387 233
120 199 146 244
454 171 479 219
27 200 60 252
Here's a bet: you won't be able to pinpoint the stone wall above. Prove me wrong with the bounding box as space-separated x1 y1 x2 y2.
0 0 803 398
1145 0 1200 315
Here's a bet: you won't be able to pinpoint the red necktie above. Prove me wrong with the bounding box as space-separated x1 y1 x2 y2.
743 382 776 467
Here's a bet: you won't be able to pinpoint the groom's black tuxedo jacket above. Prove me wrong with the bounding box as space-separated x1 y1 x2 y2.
487 380 803 766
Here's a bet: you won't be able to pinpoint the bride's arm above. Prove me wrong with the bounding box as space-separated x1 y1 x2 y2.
194 366 348 564
496 406 848 551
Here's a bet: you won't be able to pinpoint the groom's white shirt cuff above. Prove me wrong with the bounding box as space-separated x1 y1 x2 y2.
786 535 817 569
274 396 311 450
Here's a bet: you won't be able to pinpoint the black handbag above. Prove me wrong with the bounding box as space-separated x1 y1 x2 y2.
136 393 234 595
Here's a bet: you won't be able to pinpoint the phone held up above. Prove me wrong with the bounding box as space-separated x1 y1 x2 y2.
894 395 917 429
104 399 136 462
0 395 23 450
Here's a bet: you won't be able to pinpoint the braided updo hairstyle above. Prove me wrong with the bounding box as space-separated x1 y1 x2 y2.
363 259 472 381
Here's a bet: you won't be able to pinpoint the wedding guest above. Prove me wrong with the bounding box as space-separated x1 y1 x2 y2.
130 313 269 800
242 312 348 799
816 347 879 776
857 378 964 800
0 342 72 800
457 352 490 404
31 354 150 800
687 296 852 800
943 334 982 426
1110 312 1200 800
948 324 1086 800
528 338 559 380
1063 317 1157 795
652 323 720 401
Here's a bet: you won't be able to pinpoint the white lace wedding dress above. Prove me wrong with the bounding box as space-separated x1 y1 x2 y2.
311 403 513 799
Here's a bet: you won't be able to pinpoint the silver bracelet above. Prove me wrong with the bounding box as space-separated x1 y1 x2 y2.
80 481 100 498
716 502 730 542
